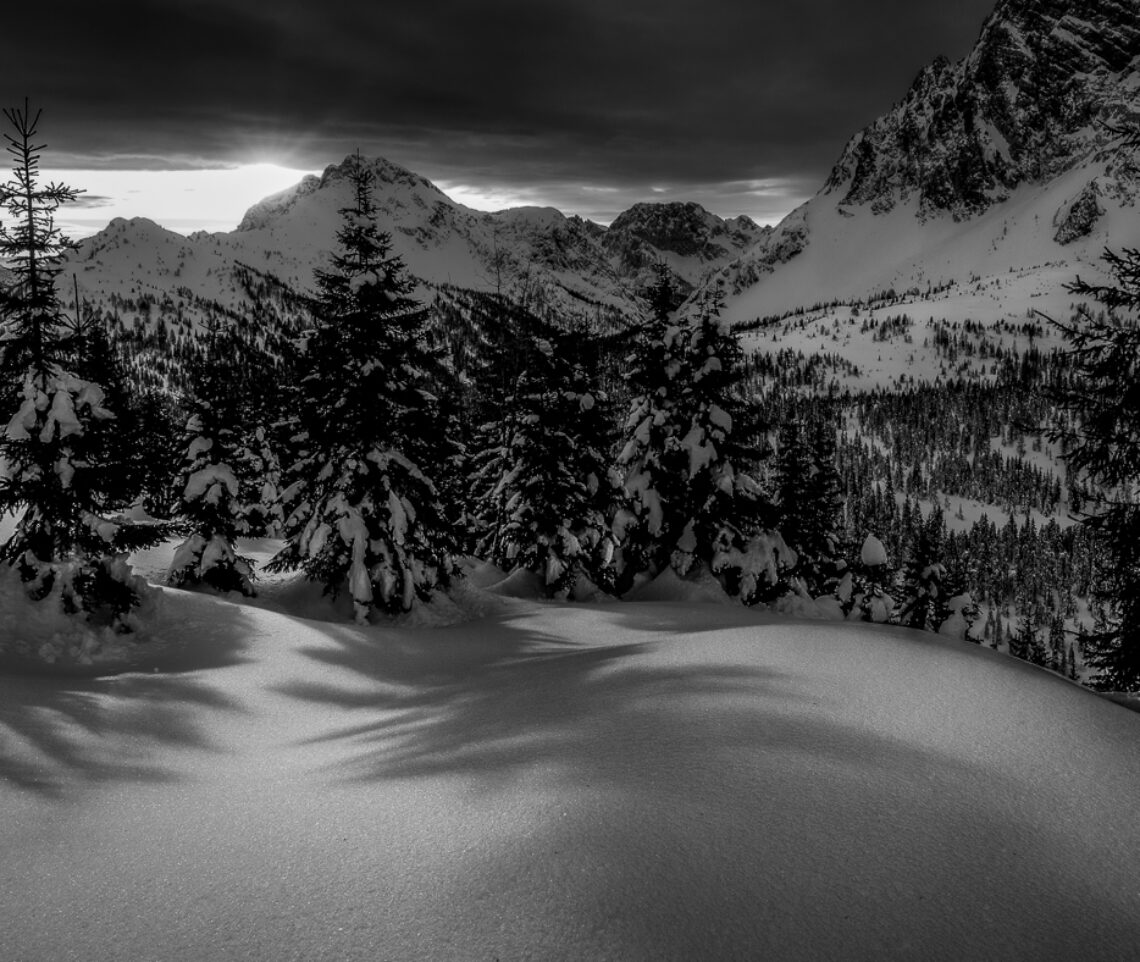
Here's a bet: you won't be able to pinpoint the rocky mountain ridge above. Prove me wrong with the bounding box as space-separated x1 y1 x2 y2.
713 0 1140 322
62 155 762 332
55 0 1140 363
826 0 1140 219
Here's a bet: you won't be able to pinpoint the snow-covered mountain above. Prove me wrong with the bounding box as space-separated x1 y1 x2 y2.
717 0 1140 326
57 0 1140 389
830 0 1139 219
603 202 768 296
61 156 762 330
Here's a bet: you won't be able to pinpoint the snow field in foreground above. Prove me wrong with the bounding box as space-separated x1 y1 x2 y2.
2 565 1139 962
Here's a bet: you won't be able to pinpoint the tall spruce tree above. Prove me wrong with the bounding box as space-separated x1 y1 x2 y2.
611 263 690 592
268 155 454 621
167 325 261 596
895 508 946 630
0 101 164 627
775 416 844 597
471 320 613 596
613 273 779 599
66 292 156 510
1049 244 1140 690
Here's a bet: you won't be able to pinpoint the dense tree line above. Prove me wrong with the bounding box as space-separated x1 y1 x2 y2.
3 106 1136 691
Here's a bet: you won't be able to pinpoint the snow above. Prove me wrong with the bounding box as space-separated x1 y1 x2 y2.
186 435 213 460
726 161 1140 329
680 422 716 477
184 463 239 503
726 157 1140 396
0 555 161 668
860 533 889 567
939 593 977 640
2 555 1139 961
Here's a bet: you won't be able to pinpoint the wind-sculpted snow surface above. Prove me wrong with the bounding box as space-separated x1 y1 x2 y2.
2 569 1139 961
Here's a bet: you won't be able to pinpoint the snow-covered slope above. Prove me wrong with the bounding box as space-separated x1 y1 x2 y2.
718 0 1140 329
54 0 1140 383
2 553 1139 961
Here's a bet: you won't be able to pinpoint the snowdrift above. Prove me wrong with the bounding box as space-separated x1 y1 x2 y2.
2 578 1139 961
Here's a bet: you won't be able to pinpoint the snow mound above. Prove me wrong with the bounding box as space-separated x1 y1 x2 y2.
1 595 1138 961
626 563 736 605
0 561 162 671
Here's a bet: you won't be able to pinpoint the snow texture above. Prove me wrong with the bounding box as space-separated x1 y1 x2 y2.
861 533 889 567
2 535 1139 961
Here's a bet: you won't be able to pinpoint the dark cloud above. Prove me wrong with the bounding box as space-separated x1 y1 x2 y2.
61 194 115 209
6 0 999 220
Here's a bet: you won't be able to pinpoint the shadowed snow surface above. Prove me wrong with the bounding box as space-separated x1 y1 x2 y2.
2 582 1140 961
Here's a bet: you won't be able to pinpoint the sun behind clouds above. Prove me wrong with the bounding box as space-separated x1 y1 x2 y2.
45 162 317 239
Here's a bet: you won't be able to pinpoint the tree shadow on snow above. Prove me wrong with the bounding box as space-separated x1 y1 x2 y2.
275 604 1140 960
274 608 886 795
0 596 254 799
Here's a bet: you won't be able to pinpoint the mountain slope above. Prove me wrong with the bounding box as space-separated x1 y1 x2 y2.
718 0 1140 325
829 0 1140 218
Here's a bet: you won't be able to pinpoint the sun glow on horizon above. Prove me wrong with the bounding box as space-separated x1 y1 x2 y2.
43 162 318 239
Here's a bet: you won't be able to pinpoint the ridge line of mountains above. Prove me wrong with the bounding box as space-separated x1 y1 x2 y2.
60 0 1140 349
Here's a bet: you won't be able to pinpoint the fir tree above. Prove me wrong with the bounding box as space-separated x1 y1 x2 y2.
847 533 896 623
0 101 165 628
472 322 613 595
66 292 156 510
1066 643 1080 681
1048 243 1140 690
775 416 844 597
268 155 454 621
1047 614 1067 673
612 272 779 599
611 264 692 592
896 508 946 630
667 284 778 601
167 325 261 595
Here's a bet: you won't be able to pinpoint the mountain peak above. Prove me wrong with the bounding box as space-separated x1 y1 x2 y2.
608 201 764 257
237 174 321 231
824 0 1140 219
318 153 448 201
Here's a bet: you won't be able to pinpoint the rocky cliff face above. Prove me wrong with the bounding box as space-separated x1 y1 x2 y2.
824 0 1140 218
708 0 1140 316
605 202 763 264
602 201 767 297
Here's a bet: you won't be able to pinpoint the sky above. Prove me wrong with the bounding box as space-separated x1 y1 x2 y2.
6 0 999 235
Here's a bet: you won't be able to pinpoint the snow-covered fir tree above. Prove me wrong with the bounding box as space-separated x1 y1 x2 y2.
1050 242 1140 690
611 264 688 593
775 417 844 597
0 101 165 628
895 508 947 630
472 320 613 596
67 292 158 511
167 325 263 596
268 155 454 622
612 271 784 600
842 533 896 623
